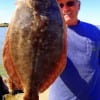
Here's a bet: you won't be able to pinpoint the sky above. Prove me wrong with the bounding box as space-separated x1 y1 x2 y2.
0 0 100 25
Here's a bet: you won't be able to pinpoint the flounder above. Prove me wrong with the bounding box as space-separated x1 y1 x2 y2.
3 0 67 100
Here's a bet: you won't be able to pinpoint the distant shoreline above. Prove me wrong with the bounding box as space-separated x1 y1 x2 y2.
0 23 8 27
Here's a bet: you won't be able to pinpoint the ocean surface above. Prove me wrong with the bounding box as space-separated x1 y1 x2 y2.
0 27 7 65
0 26 100 65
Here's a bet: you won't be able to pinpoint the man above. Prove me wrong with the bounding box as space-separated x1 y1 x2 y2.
49 0 100 100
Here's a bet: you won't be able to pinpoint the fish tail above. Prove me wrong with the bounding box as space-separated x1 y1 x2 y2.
23 77 39 100
24 88 39 100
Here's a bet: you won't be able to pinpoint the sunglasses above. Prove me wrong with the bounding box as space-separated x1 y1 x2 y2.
59 1 76 8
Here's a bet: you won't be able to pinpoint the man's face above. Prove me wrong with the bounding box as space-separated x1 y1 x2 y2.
58 0 80 26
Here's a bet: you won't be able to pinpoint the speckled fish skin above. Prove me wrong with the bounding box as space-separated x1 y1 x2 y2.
3 0 67 100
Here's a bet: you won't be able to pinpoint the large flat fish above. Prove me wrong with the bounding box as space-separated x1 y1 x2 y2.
3 0 67 100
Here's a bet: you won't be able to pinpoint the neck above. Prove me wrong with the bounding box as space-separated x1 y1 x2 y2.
67 19 79 26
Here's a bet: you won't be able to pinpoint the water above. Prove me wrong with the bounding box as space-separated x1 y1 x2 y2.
0 27 7 65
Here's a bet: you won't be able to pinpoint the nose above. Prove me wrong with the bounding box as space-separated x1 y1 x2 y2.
62 6 69 14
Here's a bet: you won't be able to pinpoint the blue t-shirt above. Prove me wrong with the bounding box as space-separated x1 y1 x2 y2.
49 21 100 100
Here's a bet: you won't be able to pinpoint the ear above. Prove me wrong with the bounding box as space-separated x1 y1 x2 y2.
78 1 81 10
